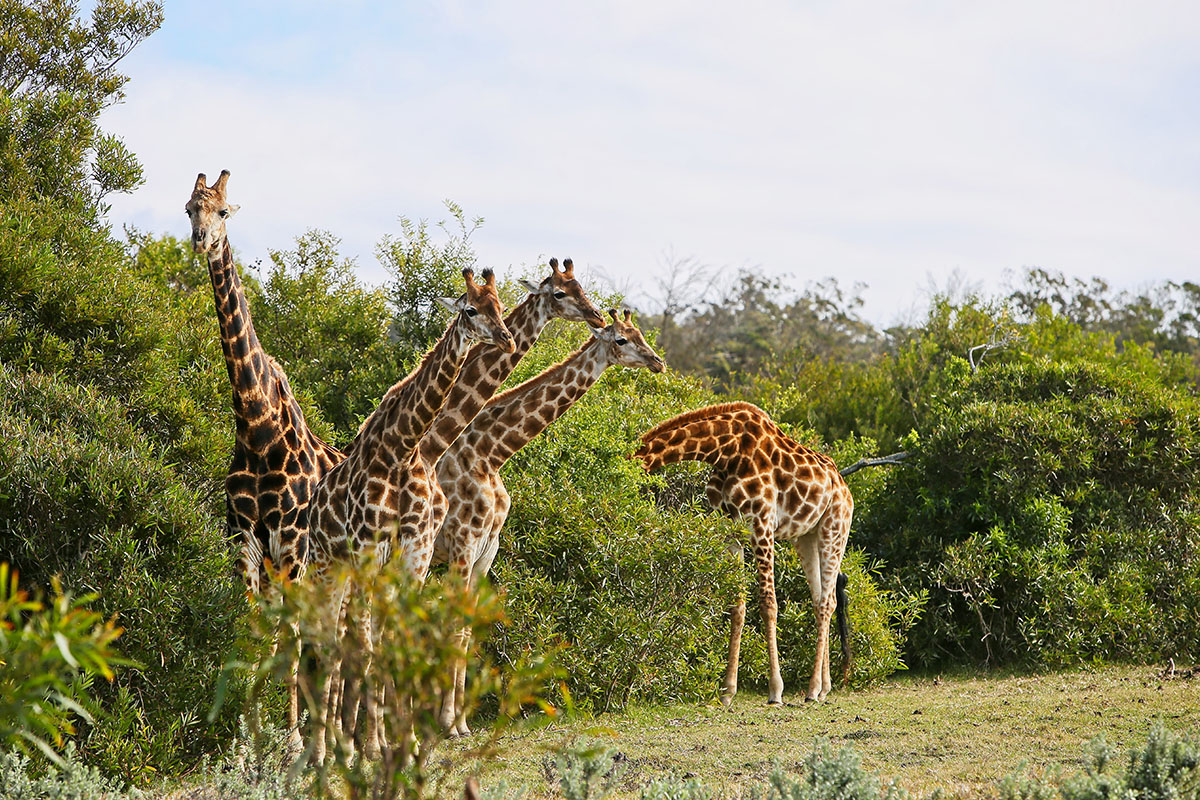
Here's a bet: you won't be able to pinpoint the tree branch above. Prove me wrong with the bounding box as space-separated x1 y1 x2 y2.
839 451 910 477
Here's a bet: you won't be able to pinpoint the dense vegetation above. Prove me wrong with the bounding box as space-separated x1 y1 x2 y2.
2 0 1199 792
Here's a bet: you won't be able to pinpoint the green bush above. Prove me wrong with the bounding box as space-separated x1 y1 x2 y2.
489 322 912 708
0 565 125 766
856 352 1200 667
0 744 139 800
0 365 247 779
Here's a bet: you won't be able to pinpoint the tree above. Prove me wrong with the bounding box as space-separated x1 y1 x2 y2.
0 0 162 213
377 201 482 362
251 230 400 443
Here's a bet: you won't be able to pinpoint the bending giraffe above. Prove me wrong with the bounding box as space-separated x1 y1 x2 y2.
432 308 665 734
634 402 853 705
306 268 514 762
185 171 344 737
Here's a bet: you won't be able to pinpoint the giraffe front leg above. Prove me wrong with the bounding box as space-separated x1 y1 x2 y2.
752 528 784 705
721 539 746 707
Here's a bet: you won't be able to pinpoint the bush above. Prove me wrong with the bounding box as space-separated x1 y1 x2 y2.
856 352 1200 668
0 744 139 800
0 365 247 778
0 565 124 766
489 321 912 709
236 557 555 800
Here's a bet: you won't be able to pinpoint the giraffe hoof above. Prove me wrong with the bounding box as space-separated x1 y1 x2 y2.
766 698 784 707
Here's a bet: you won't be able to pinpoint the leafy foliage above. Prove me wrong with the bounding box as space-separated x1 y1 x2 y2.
235 558 556 800
251 230 400 443
0 565 125 766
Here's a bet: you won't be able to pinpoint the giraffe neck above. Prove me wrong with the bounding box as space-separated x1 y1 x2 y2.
206 238 279 430
352 315 474 462
419 291 553 465
472 336 610 469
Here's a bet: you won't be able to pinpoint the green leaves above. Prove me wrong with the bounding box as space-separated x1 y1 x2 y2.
0 564 127 766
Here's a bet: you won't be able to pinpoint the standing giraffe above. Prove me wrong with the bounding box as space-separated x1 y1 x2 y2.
305 268 514 761
185 170 344 736
634 402 853 705
433 309 665 734
417 256 603 577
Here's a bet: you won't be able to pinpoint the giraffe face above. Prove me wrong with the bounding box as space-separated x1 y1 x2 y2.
185 171 240 255
437 268 516 353
520 258 605 327
592 308 666 373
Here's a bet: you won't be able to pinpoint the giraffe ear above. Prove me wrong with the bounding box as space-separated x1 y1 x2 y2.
225 203 240 219
590 324 613 341
434 296 460 313
519 278 542 293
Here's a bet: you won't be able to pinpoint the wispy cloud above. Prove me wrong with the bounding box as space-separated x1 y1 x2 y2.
103 0 1200 321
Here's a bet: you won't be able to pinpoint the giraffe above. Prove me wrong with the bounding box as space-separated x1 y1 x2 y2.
633 402 853 705
185 170 345 737
432 309 665 734
320 256 602 744
305 267 515 762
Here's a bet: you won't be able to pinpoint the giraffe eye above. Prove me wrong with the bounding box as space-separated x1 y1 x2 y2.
615 337 628 346
553 291 567 299
465 307 479 317
219 208 229 218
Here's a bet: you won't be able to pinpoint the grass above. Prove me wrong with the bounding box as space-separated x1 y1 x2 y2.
439 664 1200 797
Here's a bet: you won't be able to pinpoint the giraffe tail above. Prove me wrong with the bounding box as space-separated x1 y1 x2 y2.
835 572 852 687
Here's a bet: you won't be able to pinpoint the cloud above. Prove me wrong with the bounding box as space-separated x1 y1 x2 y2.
102 0 1200 322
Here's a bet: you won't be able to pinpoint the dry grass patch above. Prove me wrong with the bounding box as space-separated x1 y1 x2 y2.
442 664 1199 797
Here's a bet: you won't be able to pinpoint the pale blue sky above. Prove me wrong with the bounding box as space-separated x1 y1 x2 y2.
103 1 1200 323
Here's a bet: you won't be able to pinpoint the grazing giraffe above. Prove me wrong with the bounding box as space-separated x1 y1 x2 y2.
634 402 853 705
185 170 344 736
432 309 665 734
305 268 514 762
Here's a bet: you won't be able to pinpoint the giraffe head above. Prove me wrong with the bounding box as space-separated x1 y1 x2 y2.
519 257 605 327
436 268 517 353
185 170 240 255
591 308 666 373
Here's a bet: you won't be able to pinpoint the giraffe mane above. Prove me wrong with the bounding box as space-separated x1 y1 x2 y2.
639 401 769 442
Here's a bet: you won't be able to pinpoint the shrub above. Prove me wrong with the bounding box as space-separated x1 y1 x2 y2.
234 557 556 800
0 744 139 800
856 353 1200 667
0 564 125 766
0 365 247 778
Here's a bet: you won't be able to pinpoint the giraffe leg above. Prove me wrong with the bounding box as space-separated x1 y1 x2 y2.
721 539 746 707
752 522 784 705
796 520 845 702
439 564 473 735
312 576 350 765
794 533 826 702
358 603 382 760
452 525 502 737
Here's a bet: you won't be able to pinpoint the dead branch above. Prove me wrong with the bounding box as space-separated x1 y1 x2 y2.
968 326 1022 372
839 451 910 477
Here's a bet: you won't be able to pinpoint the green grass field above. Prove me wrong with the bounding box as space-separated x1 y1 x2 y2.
441 664 1199 797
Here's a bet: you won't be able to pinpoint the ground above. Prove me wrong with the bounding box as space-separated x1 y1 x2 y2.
439 664 1200 798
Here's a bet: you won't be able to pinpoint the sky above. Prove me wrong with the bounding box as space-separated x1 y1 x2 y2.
102 0 1200 325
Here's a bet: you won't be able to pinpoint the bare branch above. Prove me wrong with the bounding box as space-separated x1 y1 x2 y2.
839 451 910 477
968 326 1022 372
